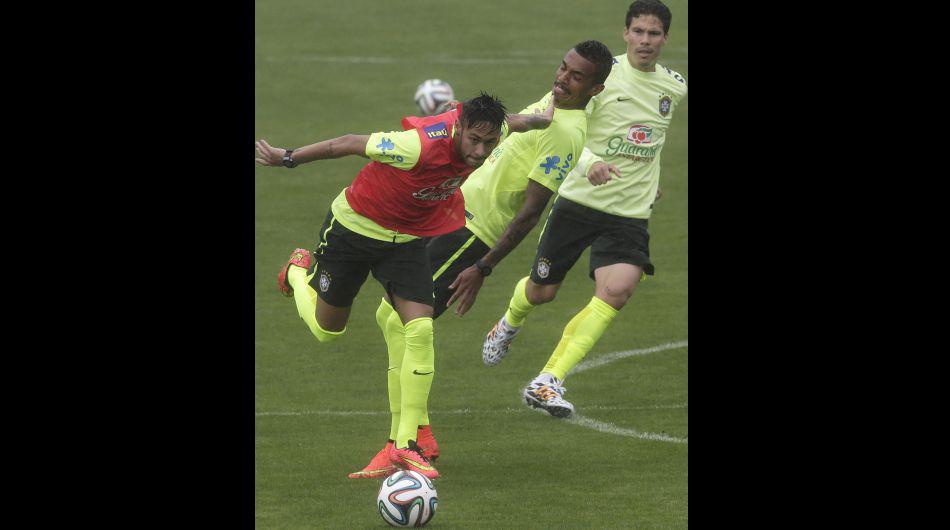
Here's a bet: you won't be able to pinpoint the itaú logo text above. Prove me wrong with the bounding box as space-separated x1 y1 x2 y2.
412 176 464 201
626 125 653 145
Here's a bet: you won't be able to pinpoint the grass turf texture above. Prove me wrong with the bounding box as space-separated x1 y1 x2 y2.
256 0 687 527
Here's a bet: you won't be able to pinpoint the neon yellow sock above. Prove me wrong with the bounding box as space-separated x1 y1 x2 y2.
375 299 405 440
504 276 534 328
542 296 619 380
396 317 435 447
288 266 345 342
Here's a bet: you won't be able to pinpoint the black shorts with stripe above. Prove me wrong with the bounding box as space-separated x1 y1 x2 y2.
426 226 490 319
309 209 434 308
529 196 653 285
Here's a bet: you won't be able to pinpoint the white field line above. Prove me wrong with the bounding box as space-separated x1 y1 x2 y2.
262 54 687 66
569 340 688 376
264 55 534 65
568 413 688 444
257 340 688 443
255 402 688 417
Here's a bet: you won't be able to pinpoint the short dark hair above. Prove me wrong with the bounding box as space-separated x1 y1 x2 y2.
626 0 672 34
459 92 507 132
573 40 614 85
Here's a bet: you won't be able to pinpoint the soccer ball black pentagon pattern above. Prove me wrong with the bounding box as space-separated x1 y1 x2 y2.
377 470 438 527
414 79 454 116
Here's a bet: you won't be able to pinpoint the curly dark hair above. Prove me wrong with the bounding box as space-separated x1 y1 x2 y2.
459 92 507 132
626 0 673 34
573 40 614 85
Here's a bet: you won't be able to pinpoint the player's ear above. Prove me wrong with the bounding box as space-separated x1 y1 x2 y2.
588 83 606 98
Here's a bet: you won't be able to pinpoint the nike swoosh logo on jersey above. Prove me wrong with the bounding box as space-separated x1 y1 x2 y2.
412 370 434 375
617 97 633 101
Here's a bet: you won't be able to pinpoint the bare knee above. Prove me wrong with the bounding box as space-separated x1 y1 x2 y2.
593 264 642 310
595 278 639 310
316 297 350 332
525 281 560 305
391 296 433 325
598 283 636 309
316 313 348 333
311 313 346 342
615 278 640 298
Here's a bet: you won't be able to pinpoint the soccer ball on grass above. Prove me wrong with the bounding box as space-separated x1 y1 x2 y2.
414 79 454 116
377 470 438 527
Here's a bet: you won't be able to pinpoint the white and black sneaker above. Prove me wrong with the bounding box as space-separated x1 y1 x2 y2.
523 375 574 418
482 316 521 366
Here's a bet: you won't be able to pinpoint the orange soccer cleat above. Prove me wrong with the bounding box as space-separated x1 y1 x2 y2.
416 425 440 462
277 248 313 297
348 441 399 479
389 440 440 479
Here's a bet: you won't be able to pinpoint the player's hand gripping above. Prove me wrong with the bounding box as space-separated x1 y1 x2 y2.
586 161 621 186
446 265 485 316
255 139 288 166
524 97 556 131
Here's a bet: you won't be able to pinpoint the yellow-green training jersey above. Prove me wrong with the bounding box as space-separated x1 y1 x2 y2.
463 94 588 247
558 54 687 219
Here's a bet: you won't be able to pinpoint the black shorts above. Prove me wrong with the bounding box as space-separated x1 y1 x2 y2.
529 196 654 285
309 210 434 308
426 226 490 319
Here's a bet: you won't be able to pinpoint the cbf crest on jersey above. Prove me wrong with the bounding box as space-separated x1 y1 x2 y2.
658 94 673 117
319 271 332 292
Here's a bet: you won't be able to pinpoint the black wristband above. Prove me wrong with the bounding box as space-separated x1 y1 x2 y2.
475 258 492 277
282 149 297 168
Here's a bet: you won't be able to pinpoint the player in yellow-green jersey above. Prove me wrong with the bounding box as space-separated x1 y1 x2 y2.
483 0 688 418
348 40 615 479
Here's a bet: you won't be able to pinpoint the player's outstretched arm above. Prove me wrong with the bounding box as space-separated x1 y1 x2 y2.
505 97 555 133
255 135 371 167
446 180 554 316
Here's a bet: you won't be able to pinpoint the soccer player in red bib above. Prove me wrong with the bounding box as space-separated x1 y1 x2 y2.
256 94 549 478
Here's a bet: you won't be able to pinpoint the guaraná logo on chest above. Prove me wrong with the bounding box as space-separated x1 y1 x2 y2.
626 125 653 145
413 176 464 201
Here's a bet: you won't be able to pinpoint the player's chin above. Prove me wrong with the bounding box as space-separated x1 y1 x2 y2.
466 156 487 167
554 93 578 109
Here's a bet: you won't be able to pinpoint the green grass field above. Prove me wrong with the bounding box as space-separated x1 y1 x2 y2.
256 1 687 527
